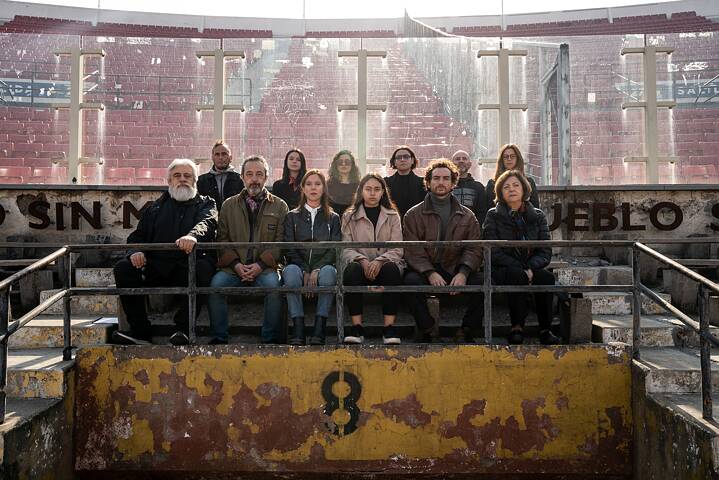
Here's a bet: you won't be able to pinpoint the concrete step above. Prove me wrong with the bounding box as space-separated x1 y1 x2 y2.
75 267 115 287
592 314 681 347
8 315 116 349
638 347 719 394
39 289 117 315
556 265 632 286
6 349 73 398
649 392 719 433
585 291 672 315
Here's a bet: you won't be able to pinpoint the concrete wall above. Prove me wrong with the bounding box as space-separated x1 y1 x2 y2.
633 363 719 480
1 185 717 246
74 344 632 476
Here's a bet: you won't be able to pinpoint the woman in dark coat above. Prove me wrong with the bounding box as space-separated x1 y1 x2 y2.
272 148 307 210
482 169 559 346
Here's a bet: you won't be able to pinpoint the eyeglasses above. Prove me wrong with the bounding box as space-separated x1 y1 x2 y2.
337 159 353 166
395 154 412 160
502 154 518 161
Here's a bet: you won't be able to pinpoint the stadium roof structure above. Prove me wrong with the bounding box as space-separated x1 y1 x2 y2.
0 0 717 38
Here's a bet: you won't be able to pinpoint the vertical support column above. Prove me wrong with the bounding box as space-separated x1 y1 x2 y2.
699 285 713 420
335 247 345 345
497 49 510 146
356 50 368 173
213 49 226 140
632 247 642 360
643 46 659 184
558 44 572 185
0 290 9 423
483 246 493 344
62 252 73 361
68 49 82 184
188 249 197 344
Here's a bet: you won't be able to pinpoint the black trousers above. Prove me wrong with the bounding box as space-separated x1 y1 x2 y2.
493 267 555 329
343 261 403 316
403 268 484 331
113 257 215 338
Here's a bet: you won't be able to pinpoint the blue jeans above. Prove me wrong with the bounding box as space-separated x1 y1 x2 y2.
282 264 337 319
208 269 283 343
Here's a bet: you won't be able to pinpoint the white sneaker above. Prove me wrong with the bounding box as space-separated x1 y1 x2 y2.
344 324 365 344
382 325 401 345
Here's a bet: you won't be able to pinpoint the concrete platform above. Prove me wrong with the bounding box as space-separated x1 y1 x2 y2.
585 291 672 315
75 267 115 287
556 265 633 286
6 349 74 398
638 347 719 394
8 315 116 349
592 314 680 347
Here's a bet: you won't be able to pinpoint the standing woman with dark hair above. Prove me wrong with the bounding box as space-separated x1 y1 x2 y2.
272 148 307 210
341 174 405 345
327 149 361 216
485 144 539 209
482 169 559 346
384 145 425 218
283 169 342 345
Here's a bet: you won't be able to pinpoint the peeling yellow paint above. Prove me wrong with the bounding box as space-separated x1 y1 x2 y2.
78 345 631 465
116 416 154 458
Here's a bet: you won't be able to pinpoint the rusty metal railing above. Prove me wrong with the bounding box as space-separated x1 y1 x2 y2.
0 238 718 423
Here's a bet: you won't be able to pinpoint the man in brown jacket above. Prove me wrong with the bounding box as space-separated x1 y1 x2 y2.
403 158 484 343
207 155 289 344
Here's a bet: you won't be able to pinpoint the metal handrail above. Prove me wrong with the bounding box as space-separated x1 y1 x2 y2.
1 238 718 424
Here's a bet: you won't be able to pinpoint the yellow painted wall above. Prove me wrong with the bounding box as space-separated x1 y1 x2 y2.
75 344 632 475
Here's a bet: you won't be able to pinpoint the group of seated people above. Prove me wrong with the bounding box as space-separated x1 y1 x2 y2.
112 140 559 347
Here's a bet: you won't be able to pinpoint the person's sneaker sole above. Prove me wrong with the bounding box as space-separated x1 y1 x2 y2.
112 331 151 346
344 336 364 344
169 332 190 346
383 337 401 345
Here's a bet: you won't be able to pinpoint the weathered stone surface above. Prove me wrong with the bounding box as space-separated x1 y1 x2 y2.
8 316 114 349
592 314 679 347
564 297 593 343
585 291 671 315
40 289 117 315
556 265 632 286
663 269 699 314
75 268 115 287
638 347 719 394
5 349 73 398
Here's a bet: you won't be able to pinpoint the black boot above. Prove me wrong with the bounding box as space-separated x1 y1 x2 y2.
309 315 327 345
289 317 305 346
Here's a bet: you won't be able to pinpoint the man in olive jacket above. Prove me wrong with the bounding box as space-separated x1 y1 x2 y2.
403 158 484 343
207 155 289 344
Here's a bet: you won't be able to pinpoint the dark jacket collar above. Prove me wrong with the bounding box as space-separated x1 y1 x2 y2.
420 192 464 216
496 201 540 222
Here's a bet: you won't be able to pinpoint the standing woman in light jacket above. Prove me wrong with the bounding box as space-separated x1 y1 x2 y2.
283 169 342 345
341 174 405 345
485 144 540 209
482 169 559 346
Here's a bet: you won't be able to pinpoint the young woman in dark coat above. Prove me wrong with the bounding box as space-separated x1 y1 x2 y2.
482 169 559 346
272 148 307 210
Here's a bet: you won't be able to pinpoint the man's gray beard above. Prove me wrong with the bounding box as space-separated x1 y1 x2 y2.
169 184 197 202
246 184 263 197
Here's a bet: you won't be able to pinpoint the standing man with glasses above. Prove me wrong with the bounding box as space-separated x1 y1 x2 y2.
384 145 426 219
197 139 245 212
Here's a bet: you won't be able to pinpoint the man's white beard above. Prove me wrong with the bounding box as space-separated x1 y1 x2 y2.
169 184 197 202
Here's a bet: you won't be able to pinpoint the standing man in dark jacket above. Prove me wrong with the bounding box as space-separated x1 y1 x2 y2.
113 158 218 346
451 149 488 225
197 139 244 211
403 159 484 343
384 145 426 219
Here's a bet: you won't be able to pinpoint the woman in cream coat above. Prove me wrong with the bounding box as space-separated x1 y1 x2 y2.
341 173 405 345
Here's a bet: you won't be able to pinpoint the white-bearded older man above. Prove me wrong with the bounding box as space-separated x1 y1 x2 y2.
112 159 218 346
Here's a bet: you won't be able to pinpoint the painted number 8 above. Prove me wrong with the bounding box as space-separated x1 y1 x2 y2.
321 371 362 436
